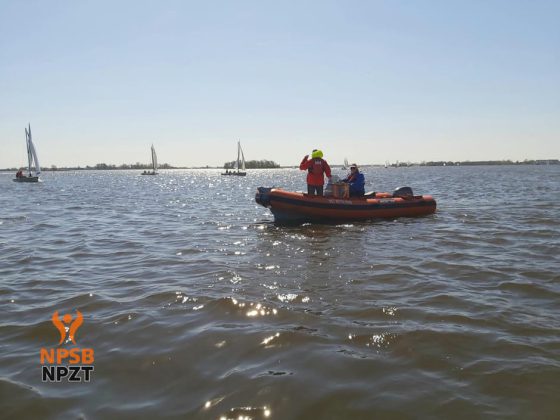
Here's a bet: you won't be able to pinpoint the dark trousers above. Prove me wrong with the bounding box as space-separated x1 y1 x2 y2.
307 185 323 196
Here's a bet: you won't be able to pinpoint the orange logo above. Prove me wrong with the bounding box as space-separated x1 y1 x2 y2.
41 309 94 382
52 310 83 345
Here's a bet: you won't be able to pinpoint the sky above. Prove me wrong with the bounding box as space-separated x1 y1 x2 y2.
1 0 558 168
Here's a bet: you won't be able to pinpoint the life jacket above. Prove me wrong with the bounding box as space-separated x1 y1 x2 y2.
301 157 331 186
343 171 365 195
308 158 325 173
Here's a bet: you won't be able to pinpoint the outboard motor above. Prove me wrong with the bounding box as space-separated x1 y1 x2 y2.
255 187 273 207
393 186 414 198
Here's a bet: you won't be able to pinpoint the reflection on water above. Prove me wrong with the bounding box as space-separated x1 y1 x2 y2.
1 166 560 419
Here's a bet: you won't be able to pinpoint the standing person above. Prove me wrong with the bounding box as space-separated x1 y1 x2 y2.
341 163 365 197
299 149 332 196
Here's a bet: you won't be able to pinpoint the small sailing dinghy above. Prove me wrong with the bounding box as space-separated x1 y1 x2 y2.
14 124 41 183
141 144 158 175
222 141 247 176
341 158 349 170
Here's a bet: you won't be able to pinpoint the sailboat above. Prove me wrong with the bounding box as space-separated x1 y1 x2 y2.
341 158 349 170
222 141 247 176
141 144 158 175
14 124 41 182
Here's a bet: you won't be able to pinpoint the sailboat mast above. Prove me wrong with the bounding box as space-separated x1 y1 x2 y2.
25 125 33 175
237 141 241 173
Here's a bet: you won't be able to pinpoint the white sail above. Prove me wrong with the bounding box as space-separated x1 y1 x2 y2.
25 127 32 175
344 158 349 167
239 142 246 171
151 144 158 173
29 138 41 176
235 141 240 171
26 124 40 176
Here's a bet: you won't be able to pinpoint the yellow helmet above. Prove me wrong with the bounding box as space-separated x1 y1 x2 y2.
311 149 323 159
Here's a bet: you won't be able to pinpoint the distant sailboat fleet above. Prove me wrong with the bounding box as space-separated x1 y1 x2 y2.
9 128 425 179
11 129 255 182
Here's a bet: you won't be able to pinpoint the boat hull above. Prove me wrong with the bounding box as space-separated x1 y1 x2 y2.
221 172 246 176
255 187 436 224
13 176 39 183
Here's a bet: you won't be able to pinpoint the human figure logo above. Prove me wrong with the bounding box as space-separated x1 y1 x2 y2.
52 310 83 344
40 309 95 382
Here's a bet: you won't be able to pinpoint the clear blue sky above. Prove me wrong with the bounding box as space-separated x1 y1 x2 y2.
1 0 558 168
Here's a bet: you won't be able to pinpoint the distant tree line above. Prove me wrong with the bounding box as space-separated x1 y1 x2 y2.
6 163 175 171
4 159 557 172
223 159 280 169
420 159 559 166
91 162 176 170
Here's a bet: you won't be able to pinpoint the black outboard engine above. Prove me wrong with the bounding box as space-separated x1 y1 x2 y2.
393 186 414 198
255 187 273 207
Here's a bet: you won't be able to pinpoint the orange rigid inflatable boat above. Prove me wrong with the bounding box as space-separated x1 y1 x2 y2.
255 186 436 224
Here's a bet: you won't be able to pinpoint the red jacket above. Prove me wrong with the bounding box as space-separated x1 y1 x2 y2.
300 156 332 186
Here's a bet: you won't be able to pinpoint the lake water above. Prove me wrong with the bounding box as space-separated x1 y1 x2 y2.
1 166 559 419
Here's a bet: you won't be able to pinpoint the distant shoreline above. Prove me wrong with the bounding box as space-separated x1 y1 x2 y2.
1 159 559 172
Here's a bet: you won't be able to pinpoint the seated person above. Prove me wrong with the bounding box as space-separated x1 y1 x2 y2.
341 164 365 196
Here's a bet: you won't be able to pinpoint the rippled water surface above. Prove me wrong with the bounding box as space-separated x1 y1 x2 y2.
1 166 559 419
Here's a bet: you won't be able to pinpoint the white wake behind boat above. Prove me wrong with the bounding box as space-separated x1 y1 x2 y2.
141 144 158 175
14 124 41 183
